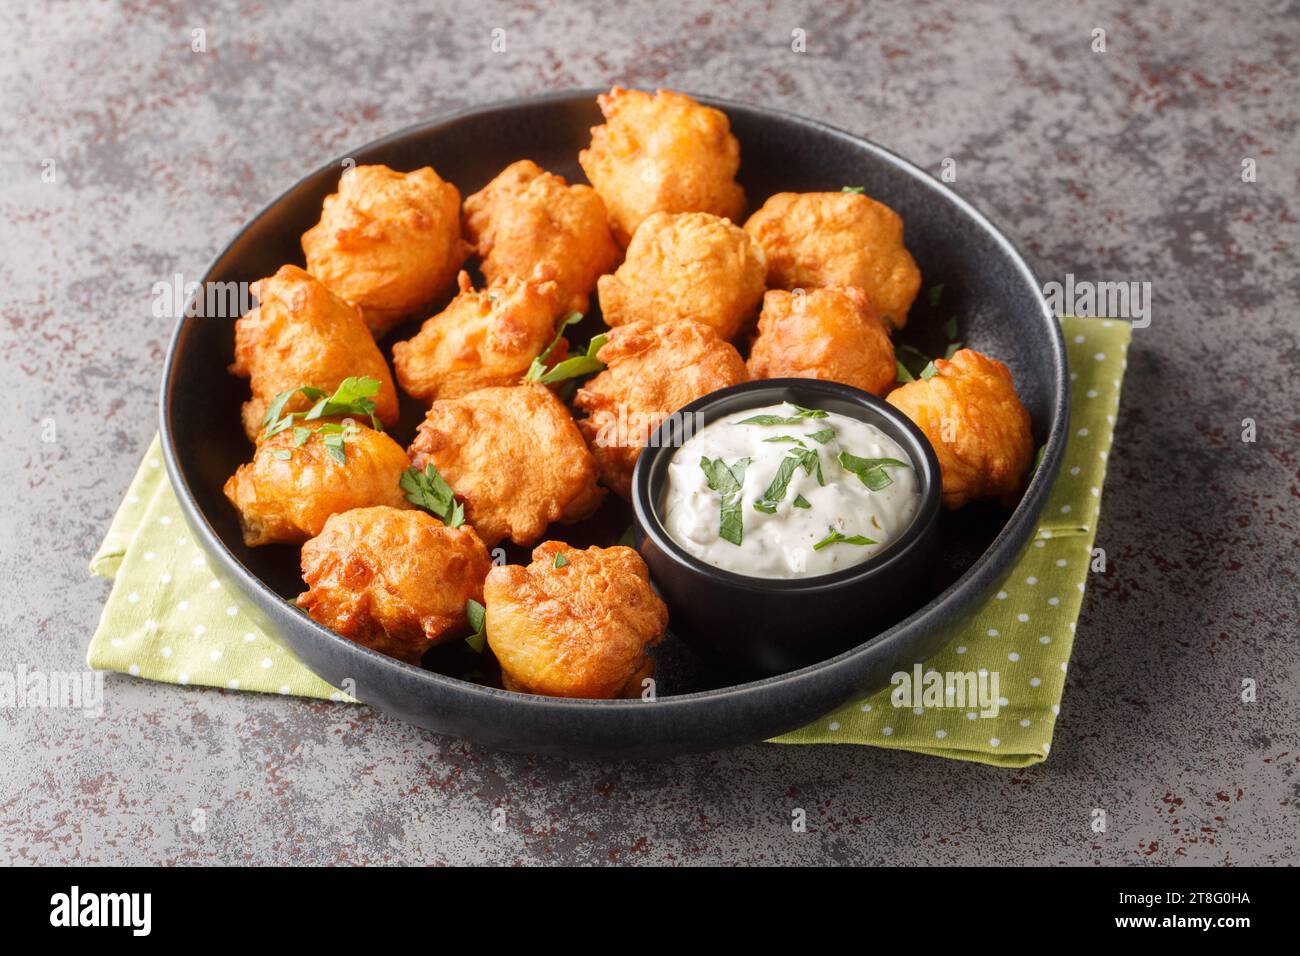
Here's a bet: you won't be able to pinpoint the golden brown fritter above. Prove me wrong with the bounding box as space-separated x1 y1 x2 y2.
886 348 1034 510
297 506 492 665
229 265 400 442
575 320 749 498
743 191 921 329
747 286 896 397
223 420 411 547
596 211 765 340
302 164 470 337
407 384 605 547
391 271 560 403
579 87 746 246
484 541 667 699
462 159 619 315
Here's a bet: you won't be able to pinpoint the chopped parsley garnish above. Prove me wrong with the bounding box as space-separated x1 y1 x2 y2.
553 553 569 569
754 448 823 514
813 530 877 551
928 284 945 308
920 361 939 380
807 428 835 444
895 360 915 384
262 376 383 438
943 341 962 360
737 403 829 426
700 456 750 545
1029 444 1045 479
842 185 865 194
793 494 812 509
400 464 465 528
525 312 606 384
465 599 487 653
838 451 909 491
267 448 292 460
315 420 359 464
762 435 806 445
943 314 959 340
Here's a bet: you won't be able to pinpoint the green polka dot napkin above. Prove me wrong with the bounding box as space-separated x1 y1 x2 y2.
88 316 1129 765
772 316 1131 764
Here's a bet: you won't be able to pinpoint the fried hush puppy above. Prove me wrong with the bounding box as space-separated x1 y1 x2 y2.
747 286 896 397
297 506 492 666
302 164 470 337
886 348 1034 510
743 191 921 329
484 542 667 699
462 160 619 315
223 421 411 547
407 384 604 547
229 265 400 442
575 320 749 498
579 87 746 246
391 271 560 403
597 211 765 340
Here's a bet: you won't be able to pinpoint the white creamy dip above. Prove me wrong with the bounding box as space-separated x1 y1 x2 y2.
662 402 920 579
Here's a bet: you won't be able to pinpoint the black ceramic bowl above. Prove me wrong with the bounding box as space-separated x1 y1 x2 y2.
633 379 942 675
160 89 1067 758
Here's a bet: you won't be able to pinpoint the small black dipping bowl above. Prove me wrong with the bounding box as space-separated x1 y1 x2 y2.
633 379 943 675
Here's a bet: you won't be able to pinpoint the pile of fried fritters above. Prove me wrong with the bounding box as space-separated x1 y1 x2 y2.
222 88 1034 698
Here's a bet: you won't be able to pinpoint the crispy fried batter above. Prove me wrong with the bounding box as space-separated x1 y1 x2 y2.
596 211 765 340
484 541 667 699
462 160 619 315
302 164 470 337
886 348 1034 509
743 191 921 328
747 286 896 397
391 271 560 403
229 265 400 442
223 421 411 547
407 384 604 547
575 320 748 498
579 87 746 246
296 506 492 665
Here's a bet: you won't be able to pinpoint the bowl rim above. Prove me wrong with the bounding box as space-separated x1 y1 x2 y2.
158 87 1069 715
631 378 943 592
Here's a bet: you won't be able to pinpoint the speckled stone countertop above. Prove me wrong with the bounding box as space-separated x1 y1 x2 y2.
2 0 1296 865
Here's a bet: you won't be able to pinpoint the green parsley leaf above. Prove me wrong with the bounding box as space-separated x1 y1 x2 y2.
268 448 292 460
841 185 865 194
262 376 383 437
838 451 910 491
292 426 311 447
793 494 812 509
928 284 945 308
896 360 915 384
534 332 608 384
753 448 823 514
400 464 465 527
1029 444 1045 479
525 311 584 382
943 314 959 340
553 553 569 569
812 529 877 551
700 456 750 545
807 428 835 444
944 341 962 360
762 435 806 445
737 403 829 426
920 361 938 380
465 599 487 653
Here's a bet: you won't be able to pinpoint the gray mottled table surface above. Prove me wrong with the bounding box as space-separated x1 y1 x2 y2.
2 0 1296 865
